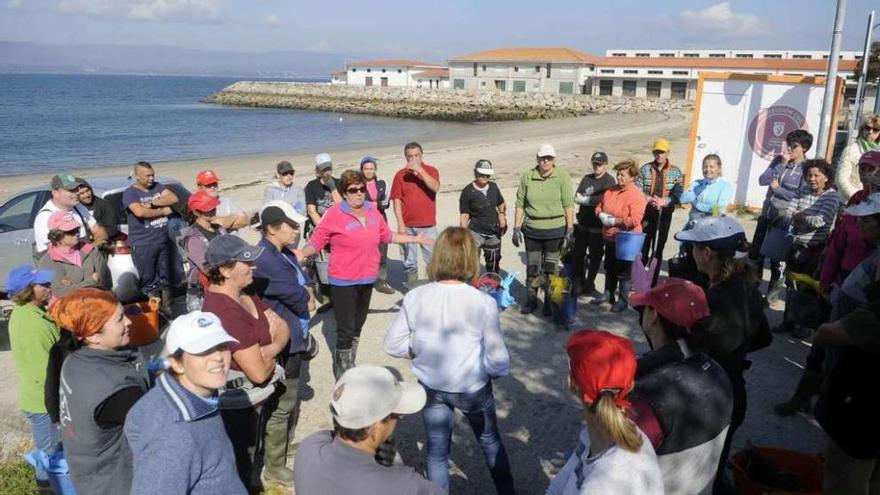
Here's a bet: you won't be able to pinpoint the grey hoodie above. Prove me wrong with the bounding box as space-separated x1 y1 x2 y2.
263 181 307 215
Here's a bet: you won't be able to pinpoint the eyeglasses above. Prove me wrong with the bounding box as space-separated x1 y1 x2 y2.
345 186 367 194
63 228 79 236
865 126 880 133
538 156 554 162
280 171 294 177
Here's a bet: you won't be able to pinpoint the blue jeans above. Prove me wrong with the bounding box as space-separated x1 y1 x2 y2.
422 382 515 494
24 412 60 481
401 226 436 274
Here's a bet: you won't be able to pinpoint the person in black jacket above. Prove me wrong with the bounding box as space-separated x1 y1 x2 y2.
361 156 395 294
459 159 506 273
674 215 771 492
76 179 121 242
571 151 617 296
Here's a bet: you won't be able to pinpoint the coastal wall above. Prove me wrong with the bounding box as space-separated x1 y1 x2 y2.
205 82 693 122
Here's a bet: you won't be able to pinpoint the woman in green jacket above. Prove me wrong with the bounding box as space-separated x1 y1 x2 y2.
512 143 574 314
5 265 60 486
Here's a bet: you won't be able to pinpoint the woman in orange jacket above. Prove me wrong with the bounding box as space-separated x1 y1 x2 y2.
592 159 647 312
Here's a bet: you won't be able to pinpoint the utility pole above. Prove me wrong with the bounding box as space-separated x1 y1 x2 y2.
816 0 847 159
849 10 875 139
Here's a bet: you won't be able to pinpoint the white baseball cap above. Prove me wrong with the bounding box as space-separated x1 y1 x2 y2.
330 365 426 429
537 143 556 158
166 311 239 355
315 153 333 170
845 192 880 217
259 200 308 227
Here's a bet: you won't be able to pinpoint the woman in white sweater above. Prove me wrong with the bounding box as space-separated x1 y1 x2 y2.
837 114 880 201
384 226 514 494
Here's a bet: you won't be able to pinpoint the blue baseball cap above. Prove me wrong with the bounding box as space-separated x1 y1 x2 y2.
5 265 54 296
359 155 379 169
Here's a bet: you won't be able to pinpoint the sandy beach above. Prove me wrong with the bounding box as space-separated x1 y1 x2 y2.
0 110 825 493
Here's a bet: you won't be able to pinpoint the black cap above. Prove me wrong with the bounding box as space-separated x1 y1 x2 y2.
205 235 264 266
590 152 608 164
276 161 294 174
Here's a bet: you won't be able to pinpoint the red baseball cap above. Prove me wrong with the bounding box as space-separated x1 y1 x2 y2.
196 169 220 186
630 277 710 330
566 330 636 409
187 190 220 213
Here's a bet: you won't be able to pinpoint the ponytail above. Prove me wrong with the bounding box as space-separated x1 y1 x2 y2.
594 393 643 453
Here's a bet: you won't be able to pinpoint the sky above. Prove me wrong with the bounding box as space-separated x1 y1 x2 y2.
1 0 877 62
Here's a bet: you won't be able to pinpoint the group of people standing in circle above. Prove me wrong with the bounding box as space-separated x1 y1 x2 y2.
7 117 880 495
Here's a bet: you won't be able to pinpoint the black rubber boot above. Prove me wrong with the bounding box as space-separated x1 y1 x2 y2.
773 370 823 416
520 289 539 314
333 349 354 380
610 280 631 313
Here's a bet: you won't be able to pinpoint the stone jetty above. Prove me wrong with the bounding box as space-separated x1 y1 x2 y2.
205 82 693 122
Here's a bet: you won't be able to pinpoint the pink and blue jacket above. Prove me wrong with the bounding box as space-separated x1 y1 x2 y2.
307 201 392 286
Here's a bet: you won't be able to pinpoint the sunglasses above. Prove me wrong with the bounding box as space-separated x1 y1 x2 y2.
538 156 554 162
201 183 219 189
346 186 367 194
62 228 80 236
199 208 218 216
280 171 294 177
865 126 880 133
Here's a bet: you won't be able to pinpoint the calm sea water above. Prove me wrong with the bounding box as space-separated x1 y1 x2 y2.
0 73 470 176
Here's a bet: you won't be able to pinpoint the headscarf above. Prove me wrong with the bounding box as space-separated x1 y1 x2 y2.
50 288 119 340
566 330 637 409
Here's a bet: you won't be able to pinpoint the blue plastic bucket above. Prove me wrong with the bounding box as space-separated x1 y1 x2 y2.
615 232 646 261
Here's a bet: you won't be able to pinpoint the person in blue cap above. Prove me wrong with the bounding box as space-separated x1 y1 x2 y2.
5 265 60 489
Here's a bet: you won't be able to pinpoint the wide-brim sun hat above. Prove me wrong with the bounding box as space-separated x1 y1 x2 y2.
330 365 426 429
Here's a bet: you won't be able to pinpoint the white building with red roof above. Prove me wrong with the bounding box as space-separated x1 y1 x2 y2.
340 59 448 89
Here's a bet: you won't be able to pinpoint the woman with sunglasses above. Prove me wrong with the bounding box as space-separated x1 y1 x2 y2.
181 191 226 310
295 170 432 378
837 114 880 201
38 210 108 298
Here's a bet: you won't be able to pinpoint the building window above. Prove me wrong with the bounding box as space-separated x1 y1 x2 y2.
514 66 519 72
683 53 699 58
398 69 402 73
365 77 373 87
481 81 486 86
622 80 637 97
735 54 753 58
647 70 663 75
473 63 478 77
367 68 371 72
623 69 637 74
793 54 812 59
380 77 388 87
764 54 782 59
453 79 464 90
600 69 615 74
546 63 552 78
351 68 356 72
660 53 675 57
559 82 574 94
513 80 526 92
535 66 541 73
635 53 649 58
646 80 662 98
855 55 863 60
599 80 613 96
709 53 725 58
671 81 687 100
482 65 487 71
612 52 626 57
672 70 689 75
381 69 386 73
494 80 506 91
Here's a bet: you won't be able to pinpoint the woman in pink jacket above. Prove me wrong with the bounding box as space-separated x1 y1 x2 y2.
296 170 432 378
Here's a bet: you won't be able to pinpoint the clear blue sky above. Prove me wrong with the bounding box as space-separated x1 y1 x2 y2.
1 0 877 61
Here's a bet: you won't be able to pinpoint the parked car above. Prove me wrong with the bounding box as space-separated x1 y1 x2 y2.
0 175 190 295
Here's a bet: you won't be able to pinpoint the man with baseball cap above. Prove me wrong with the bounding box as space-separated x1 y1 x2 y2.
264 161 307 216
294 365 441 495
179 191 226 309
33 173 106 256
303 153 341 312
628 278 734 495
635 138 684 262
572 151 618 296
195 169 248 232
459 159 507 273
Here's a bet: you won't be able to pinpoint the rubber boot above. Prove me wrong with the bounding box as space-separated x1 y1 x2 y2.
261 380 297 487
374 266 394 294
520 289 539 314
333 348 354 380
610 280 631 313
350 336 360 364
773 369 823 416
160 287 174 318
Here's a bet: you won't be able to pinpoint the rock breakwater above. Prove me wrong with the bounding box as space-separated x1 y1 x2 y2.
206 82 693 122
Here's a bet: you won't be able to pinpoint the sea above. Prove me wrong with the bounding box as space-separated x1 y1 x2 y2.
0 73 471 177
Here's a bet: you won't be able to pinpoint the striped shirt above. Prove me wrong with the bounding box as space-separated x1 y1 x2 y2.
787 188 842 247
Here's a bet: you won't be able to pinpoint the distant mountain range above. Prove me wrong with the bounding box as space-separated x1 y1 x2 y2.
0 41 367 78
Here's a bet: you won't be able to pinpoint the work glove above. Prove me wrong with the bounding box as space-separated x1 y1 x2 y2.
574 192 590 205
598 213 616 227
320 176 336 190
631 253 660 293
375 438 397 467
561 227 574 252
512 227 522 248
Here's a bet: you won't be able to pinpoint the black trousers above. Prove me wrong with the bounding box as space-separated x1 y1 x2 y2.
331 284 373 350
603 240 632 294
571 225 605 290
749 215 783 283
222 401 271 490
641 205 674 261
131 240 171 295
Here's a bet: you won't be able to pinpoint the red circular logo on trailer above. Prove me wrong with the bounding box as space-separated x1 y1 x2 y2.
747 106 807 160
